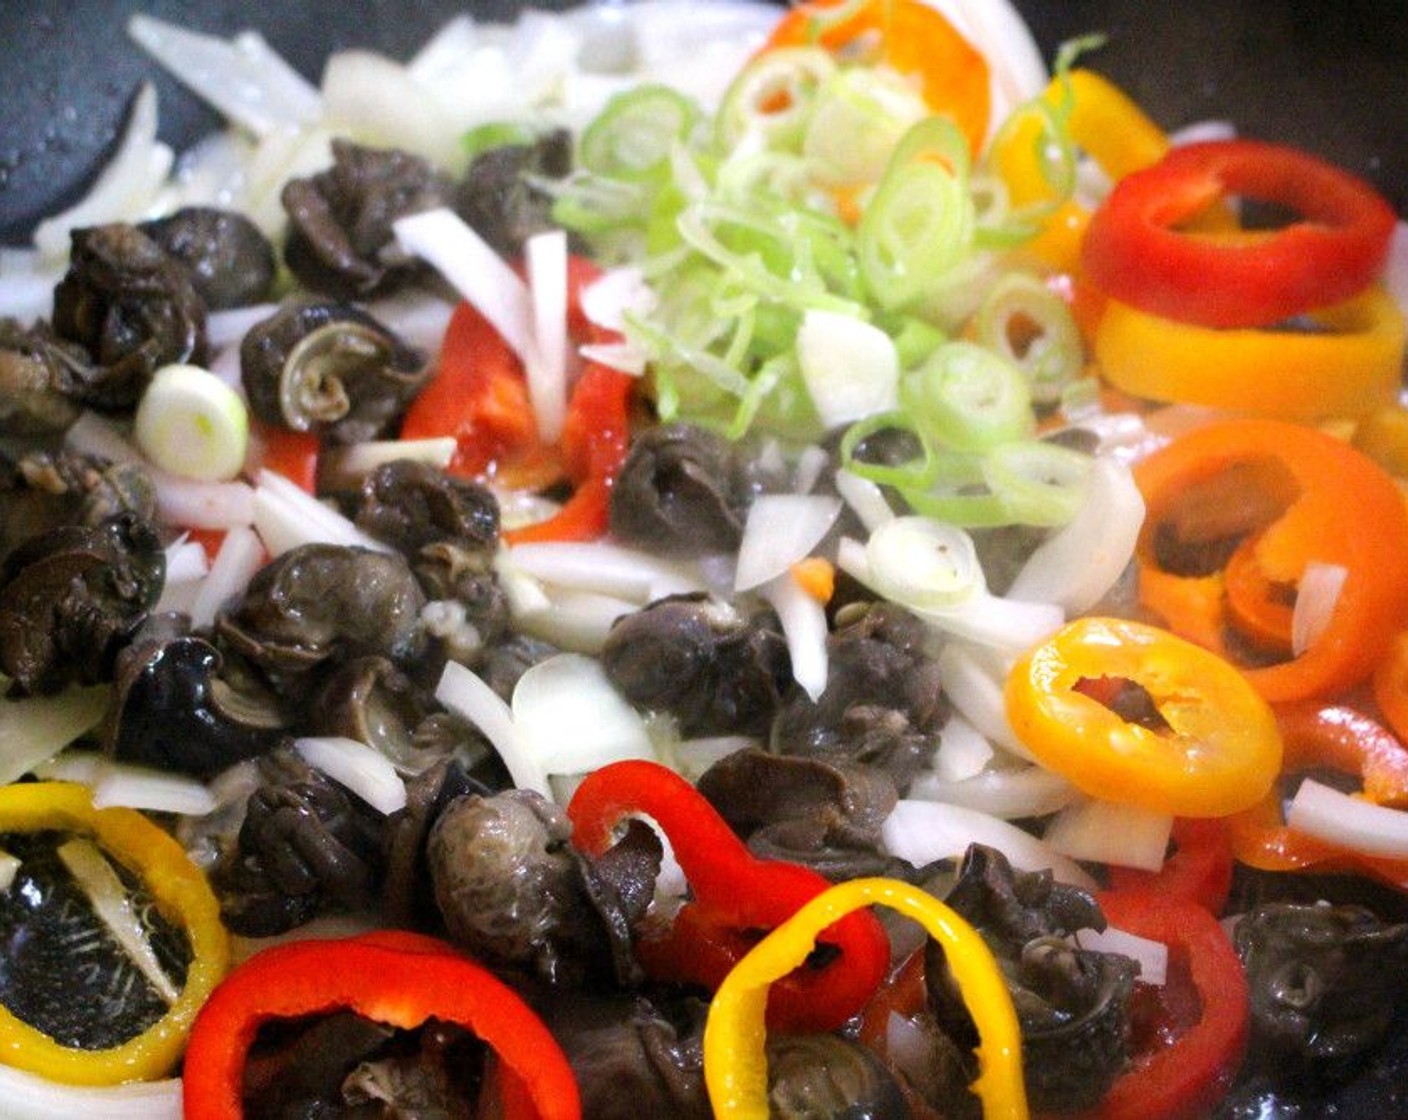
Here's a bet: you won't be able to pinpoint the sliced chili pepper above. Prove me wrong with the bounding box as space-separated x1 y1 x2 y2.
181 932 580 1120
1083 138 1397 329
703 877 1026 1120
0 782 228 1085
1352 404 1408 478
1087 890 1248 1120
566 759 889 1033
1228 701 1408 890
1092 286 1405 420
760 0 990 154
249 422 320 493
1133 418 1408 703
1106 817 1234 914
1005 616 1282 817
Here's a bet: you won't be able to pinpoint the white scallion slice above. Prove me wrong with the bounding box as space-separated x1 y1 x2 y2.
733 494 842 592
435 661 549 797
833 469 895 532
293 736 408 817
1291 562 1348 656
1043 798 1174 872
881 798 1097 890
796 309 900 428
0 686 110 786
863 517 984 610
1286 778 1408 859
134 363 250 482
57 839 181 1005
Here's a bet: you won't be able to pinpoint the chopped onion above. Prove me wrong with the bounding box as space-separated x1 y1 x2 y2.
758 570 830 701
319 437 458 490
394 208 536 365
881 798 1098 890
514 588 641 654
734 494 842 592
436 661 549 796
833 469 896 532
0 1066 180 1120
153 469 257 531
931 714 994 782
163 536 211 585
668 735 756 781
33 84 173 259
909 764 1078 820
1007 457 1145 614
252 469 391 555
91 762 219 817
504 540 704 602
293 736 409 816
1075 925 1169 987
58 838 182 1004
0 685 110 786
525 229 570 443
1286 778 1408 859
321 50 462 169
793 444 831 495
936 642 1034 760
189 525 265 629
1043 798 1173 871
580 266 657 331
128 15 321 136
62 410 145 466
796 309 900 427
1291 562 1348 656
512 653 656 777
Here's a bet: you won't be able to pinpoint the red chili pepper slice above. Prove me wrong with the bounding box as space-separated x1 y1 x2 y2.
1106 817 1234 914
566 760 889 1033
1086 891 1249 1120
1083 139 1396 328
181 932 580 1120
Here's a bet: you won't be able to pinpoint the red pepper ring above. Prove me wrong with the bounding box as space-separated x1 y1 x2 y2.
181 933 581 1120
1106 817 1235 914
1083 138 1397 328
566 760 890 1033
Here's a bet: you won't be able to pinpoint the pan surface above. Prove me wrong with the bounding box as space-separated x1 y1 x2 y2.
1 0 1406 245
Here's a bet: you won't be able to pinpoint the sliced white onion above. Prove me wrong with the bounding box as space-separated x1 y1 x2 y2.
0 686 110 786
152 469 256 530
0 1067 180 1120
58 839 182 1004
33 84 173 260
580 266 657 332
833 469 896 532
252 469 391 555
914 592 1064 652
734 494 842 592
1007 458 1145 614
931 714 995 783
514 589 641 654
62 410 145 466
1043 798 1173 872
293 736 409 816
206 303 280 350
319 437 458 490
1291 562 1348 656
525 229 570 444
1286 778 1408 859
908 764 1078 820
881 798 1098 890
936 642 1033 760
793 444 831 495
796 309 900 428
758 570 830 701
189 525 266 629
512 653 656 778
366 290 458 356
436 661 549 796
1075 925 1169 987
503 540 704 602
321 50 461 169
668 735 756 781
163 536 211 585
128 15 321 136
394 208 536 365
91 762 220 817
0 850 19 892
578 340 649 376
1386 221 1408 315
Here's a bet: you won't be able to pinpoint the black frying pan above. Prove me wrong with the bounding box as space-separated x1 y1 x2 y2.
2 0 1406 247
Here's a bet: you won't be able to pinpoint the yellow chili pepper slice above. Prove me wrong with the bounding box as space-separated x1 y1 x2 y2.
0 782 229 1085
703 876 1027 1120
1005 617 1282 817
1093 285 1405 420
993 69 1170 274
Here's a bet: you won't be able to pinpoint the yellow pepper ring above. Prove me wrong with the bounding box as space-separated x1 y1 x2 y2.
1094 285 1406 421
703 876 1027 1120
1006 617 1283 817
0 782 229 1085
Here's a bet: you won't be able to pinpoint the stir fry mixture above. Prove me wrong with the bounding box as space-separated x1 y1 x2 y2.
3 0 1408 1116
